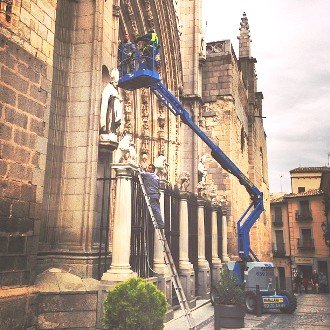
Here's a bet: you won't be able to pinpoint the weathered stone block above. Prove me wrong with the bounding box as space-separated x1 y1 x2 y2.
11 200 30 218
21 184 37 202
38 292 98 312
18 62 40 84
1 67 29 94
0 236 8 253
0 255 27 271
0 85 16 107
8 236 26 253
0 295 29 329
0 199 11 216
18 94 44 118
37 311 96 329
1 180 21 199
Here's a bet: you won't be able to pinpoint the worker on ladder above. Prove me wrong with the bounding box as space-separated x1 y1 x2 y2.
136 29 161 71
140 164 165 229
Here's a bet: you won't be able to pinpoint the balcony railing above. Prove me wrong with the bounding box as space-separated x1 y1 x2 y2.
272 243 286 257
295 210 313 222
297 238 315 250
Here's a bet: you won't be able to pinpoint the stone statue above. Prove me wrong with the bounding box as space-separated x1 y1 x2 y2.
154 154 168 180
99 68 122 142
139 152 149 171
198 154 207 184
208 183 217 203
115 134 137 164
176 171 190 191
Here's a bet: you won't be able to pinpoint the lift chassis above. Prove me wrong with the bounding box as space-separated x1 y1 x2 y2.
118 53 297 314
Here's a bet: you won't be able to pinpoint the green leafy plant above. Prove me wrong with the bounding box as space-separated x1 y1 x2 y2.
214 267 245 306
103 277 167 330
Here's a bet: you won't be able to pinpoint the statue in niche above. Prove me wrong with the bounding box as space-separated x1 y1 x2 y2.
208 183 218 203
176 171 190 192
154 154 168 180
115 133 137 164
99 68 122 142
198 154 208 184
197 154 208 197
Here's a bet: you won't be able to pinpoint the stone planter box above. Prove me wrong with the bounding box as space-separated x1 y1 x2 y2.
214 303 245 329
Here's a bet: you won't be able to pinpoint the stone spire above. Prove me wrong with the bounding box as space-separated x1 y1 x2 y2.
238 12 251 58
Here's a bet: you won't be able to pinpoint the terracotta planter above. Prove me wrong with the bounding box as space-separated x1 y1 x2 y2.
214 303 245 329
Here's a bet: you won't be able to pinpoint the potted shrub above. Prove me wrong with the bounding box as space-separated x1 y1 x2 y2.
213 267 245 329
103 277 167 329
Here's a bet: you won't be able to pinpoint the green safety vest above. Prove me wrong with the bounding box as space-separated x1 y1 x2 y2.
150 32 159 47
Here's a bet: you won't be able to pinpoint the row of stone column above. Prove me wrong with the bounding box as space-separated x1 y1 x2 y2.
100 164 230 306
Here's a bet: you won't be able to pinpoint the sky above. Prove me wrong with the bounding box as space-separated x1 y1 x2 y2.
203 0 330 193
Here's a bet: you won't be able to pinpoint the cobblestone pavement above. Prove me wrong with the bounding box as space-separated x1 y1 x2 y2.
200 293 330 329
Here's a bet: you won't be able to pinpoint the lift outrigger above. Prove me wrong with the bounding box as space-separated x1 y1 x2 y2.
118 48 297 314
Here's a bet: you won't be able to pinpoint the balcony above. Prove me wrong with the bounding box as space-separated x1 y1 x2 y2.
295 210 313 222
272 216 283 227
297 238 315 250
272 243 286 257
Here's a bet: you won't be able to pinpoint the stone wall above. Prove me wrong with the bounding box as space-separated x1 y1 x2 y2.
202 38 271 259
0 20 54 285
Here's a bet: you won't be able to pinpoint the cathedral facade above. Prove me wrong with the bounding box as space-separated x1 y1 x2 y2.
0 0 271 327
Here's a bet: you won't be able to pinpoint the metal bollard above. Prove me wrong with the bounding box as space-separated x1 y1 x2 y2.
256 285 262 317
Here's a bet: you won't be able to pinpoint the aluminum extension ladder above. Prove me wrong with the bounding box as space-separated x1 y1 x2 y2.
137 172 196 329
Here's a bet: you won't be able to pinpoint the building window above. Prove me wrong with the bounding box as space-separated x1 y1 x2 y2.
297 228 314 250
273 206 283 226
295 200 313 222
0 0 13 23
273 230 285 256
298 187 305 193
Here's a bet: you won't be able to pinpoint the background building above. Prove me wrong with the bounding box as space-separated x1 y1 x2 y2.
271 167 330 291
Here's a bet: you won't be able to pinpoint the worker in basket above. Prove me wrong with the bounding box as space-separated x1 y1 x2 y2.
135 29 161 71
118 33 138 75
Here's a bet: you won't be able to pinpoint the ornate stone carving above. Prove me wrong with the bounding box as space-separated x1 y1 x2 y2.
122 90 132 134
123 0 138 37
112 5 120 17
157 99 166 154
154 154 168 180
139 152 149 171
176 171 190 192
141 88 150 153
206 41 225 55
144 0 154 29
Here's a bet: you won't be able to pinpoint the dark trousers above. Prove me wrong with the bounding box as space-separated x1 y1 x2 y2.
149 198 164 228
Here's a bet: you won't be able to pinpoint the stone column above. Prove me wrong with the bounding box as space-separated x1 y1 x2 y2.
101 164 137 283
221 208 230 262
211 204 222 285
153 181 173 315
178 191 196 308
197 198 210 298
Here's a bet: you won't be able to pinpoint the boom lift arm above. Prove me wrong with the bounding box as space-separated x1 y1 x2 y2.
118 69 264 262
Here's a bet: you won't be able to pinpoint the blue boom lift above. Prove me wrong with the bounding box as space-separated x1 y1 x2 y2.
118 48 297 314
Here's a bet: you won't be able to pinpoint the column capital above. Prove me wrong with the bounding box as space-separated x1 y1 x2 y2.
111 163 139 176
179 191 190 199
159 179 170 190
197 197 206 206
211 202 220 211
